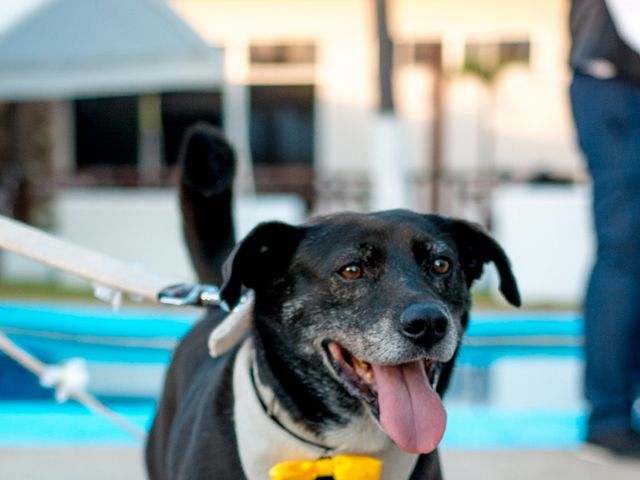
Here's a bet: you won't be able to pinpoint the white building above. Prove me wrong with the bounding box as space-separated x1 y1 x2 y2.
171 0 594 306
0 0 225 283
173 0 585 217
0 0 593 304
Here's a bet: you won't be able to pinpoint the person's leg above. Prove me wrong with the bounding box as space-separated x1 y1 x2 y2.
584 203 640 435
570 74 640 438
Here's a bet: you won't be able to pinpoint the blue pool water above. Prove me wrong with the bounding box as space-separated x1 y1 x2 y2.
0 401 586 449
0 302 586 449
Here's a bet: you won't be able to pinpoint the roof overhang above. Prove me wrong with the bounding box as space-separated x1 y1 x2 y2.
0 0 224 101
0 53 224 101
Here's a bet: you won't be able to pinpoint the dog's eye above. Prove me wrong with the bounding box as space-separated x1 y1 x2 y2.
338 263 364 281
431 257 451 275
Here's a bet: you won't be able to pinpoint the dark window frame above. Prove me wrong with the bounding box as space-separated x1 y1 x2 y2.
249 43 316 64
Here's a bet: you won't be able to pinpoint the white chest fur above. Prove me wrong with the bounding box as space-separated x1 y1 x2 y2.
232 340 419 479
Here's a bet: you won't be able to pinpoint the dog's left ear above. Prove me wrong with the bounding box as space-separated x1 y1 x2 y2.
446 219 521 307
219 221 306 309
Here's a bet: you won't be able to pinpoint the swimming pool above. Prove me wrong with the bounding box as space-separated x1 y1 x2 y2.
0 302 586 448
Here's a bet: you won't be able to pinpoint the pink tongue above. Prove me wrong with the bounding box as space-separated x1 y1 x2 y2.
371 361 446 454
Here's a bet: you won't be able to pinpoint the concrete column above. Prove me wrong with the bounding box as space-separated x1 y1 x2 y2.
369 113 410 211
50 100 74 178
223 38 255 195
137 94 163 185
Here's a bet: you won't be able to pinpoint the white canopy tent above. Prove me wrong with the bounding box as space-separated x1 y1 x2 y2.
0 0 223 101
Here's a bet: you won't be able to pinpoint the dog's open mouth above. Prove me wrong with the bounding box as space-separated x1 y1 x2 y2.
324 340 447 454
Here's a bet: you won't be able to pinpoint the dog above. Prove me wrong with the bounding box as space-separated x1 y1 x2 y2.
146 124 521 480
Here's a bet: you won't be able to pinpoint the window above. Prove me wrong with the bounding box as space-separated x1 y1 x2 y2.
498 41 530 64
250 85 314 166
74 92 223 184
161 91 222 166
250 43 316 64
249 85 315 207
414 43 442 68
75 96 138 168
396 42 442 69
464 40 530 77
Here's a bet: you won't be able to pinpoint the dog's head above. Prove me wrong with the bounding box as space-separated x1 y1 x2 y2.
219 210 520 454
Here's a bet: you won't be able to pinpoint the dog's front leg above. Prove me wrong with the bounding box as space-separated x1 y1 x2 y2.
408 452 443 480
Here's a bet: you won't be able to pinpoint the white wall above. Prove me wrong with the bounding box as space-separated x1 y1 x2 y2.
173 0 582 187
490 357 585 410
172 0 375 178
492 184 595 305
3 185 594 306
493 66 583 179
1 189 306 288
53 189 194 285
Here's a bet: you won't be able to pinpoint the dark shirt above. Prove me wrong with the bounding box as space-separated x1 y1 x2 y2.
570 0 640 84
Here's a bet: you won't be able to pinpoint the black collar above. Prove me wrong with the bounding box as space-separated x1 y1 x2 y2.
248 361 334 453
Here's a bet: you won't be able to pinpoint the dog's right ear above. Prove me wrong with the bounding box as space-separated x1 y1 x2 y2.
219 222 305 308
444 219 521 307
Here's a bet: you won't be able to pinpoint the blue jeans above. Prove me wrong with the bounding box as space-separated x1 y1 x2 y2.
570 73 640 435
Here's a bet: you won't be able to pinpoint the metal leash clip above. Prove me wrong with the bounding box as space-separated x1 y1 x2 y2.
157 283 223 308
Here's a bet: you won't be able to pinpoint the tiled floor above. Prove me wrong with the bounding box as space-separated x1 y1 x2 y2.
1 447 639 480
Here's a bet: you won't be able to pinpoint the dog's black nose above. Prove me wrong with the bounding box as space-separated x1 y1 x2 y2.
400 304 449 345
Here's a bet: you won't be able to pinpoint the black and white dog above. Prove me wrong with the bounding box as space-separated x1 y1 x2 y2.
146 125 521 480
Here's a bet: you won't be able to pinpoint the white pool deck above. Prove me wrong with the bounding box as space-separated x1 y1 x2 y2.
1 446 638 480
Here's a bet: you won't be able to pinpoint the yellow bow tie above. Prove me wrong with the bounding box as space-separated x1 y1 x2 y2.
269 455 382 480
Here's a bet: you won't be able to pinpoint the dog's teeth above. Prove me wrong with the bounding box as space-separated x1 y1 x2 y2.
430 364 441 389
352 356 368 371
352 356 374 383
423 360 441 388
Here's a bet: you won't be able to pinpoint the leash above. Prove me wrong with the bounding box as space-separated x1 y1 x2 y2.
0 213 228 440
0 330 146 440
0 214 223 309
